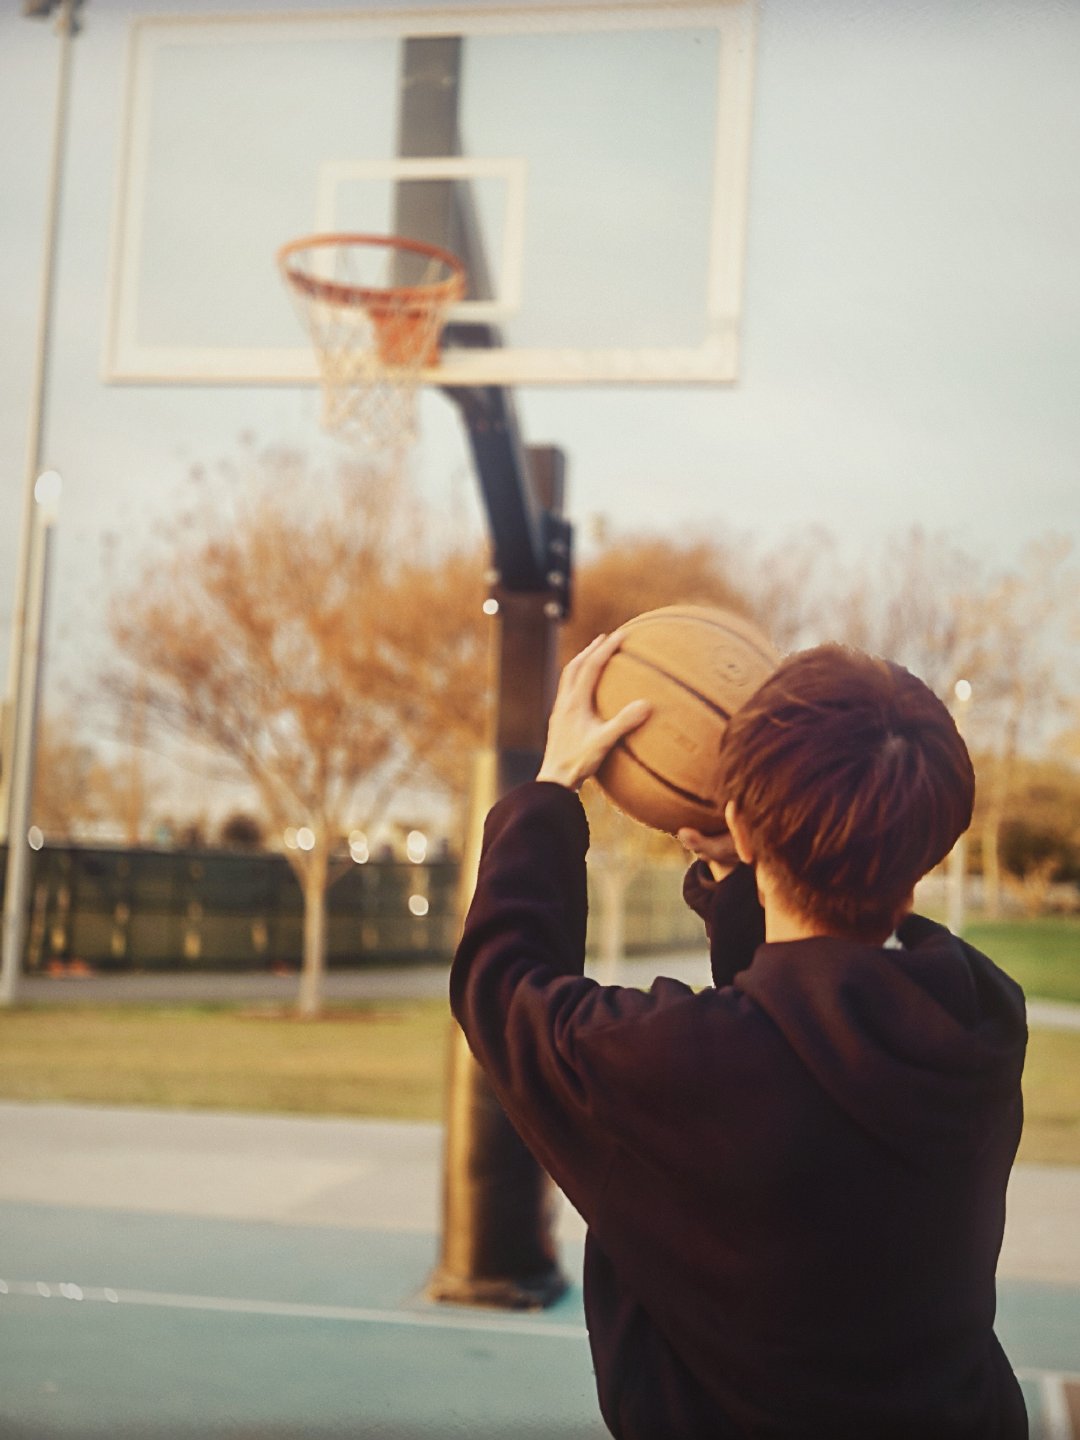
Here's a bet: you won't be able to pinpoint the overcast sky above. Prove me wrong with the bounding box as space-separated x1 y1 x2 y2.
1 0 1078 775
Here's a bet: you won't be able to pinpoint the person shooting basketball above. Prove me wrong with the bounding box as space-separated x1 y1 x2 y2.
450 627 1028 1439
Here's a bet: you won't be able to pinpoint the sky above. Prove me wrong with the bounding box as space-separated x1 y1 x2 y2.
1 0 1078 823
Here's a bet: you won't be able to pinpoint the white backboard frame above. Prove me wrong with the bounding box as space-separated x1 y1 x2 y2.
104 2 757 387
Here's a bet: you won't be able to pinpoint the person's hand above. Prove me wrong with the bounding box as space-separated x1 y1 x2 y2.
536 632 651 792
677 825 740 882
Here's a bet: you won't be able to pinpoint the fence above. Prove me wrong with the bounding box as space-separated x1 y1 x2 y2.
5 844 702 974
12 845 457 973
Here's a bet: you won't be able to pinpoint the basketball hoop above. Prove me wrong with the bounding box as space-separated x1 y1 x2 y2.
277 233 466 451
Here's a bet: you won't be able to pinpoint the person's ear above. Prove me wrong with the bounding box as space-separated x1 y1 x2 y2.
724 800 755 865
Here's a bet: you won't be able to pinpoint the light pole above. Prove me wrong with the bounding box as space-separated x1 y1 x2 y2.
0 472 61 1005
1 0 82 842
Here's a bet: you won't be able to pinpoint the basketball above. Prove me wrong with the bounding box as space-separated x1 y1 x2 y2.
593 606 780 835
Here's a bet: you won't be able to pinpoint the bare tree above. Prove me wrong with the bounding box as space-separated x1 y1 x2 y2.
725 525 843 655
829 527 1079 917
105 443 487 1016
582 787 688 980
375 538 490 825
32 711 111 840
32 706 162 843
829 526 992 699
964 537 1080 915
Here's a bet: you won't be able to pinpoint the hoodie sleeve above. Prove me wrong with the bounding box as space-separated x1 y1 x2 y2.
683 860 766 987
450 781 695 1222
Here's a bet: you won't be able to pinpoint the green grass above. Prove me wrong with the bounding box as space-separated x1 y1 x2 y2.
0 992 1078 1164
963 915 1080 1004
955 917 1080 1161
0 1000 450 1122
1019 1028 1080 1165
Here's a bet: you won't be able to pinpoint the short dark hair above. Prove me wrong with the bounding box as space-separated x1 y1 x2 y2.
719 645 975 940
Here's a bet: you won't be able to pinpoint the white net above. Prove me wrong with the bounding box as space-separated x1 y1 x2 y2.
279 235 465 452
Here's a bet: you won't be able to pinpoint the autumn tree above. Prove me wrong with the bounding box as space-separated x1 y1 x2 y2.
982 758 1080 915
104 442 489 1016
563 534 754 659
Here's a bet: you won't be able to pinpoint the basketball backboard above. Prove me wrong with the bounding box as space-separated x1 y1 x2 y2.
105 2 755 388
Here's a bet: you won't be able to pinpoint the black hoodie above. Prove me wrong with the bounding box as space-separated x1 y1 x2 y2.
450 783 1028 1439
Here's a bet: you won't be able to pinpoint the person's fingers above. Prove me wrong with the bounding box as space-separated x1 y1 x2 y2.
569 628 621 674
677 827 740 878
590 628 625 666
678 828 716 861
565 632 609 673
677 825 732 854
578 629 625 698
554 633 609 699
556 630 624 710
599 698 651 747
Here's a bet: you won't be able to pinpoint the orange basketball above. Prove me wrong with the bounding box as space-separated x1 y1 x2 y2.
594 606 780 834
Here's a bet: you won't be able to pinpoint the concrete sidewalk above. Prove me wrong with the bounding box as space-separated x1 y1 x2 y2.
15 951 713 1006
0 1101 1076 1283
18 953 1080 1033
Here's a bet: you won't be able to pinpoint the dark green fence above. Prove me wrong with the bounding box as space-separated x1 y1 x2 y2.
4 844 703 974
8 845 460 974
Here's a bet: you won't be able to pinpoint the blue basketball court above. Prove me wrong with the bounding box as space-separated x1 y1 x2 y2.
1 1104 1077 1439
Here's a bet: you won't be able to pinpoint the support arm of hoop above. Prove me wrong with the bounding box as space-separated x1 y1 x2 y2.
442 383 571 616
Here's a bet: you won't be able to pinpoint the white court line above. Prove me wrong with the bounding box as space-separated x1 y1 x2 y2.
0 1278 589 1340
4 1280 1075 1431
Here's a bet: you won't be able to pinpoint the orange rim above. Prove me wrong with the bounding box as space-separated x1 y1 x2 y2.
276 232 466 311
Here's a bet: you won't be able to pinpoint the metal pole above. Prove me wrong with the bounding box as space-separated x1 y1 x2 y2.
428 599 568 1309
428 448 570 1309
1 0 77 841
0 476 59 1006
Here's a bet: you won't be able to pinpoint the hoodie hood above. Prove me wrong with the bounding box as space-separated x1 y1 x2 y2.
735 913 1027 1168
